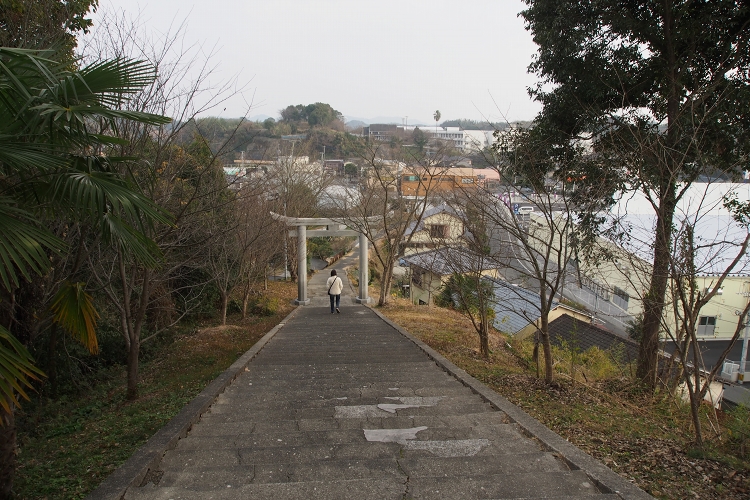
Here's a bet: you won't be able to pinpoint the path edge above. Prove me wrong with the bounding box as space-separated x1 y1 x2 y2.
86 306 301 500
368 305 653 500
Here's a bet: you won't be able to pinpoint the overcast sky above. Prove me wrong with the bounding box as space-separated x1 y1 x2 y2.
92 1 541 124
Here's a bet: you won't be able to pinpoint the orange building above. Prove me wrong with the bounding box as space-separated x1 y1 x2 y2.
399 167 477 198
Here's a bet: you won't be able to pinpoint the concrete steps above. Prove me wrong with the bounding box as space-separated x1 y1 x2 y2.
126 473 612 500
120 304 632 499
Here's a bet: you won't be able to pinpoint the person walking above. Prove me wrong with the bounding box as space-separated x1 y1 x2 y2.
326 269 343 313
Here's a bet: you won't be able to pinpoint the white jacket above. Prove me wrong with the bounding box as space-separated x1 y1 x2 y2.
326 276 343 295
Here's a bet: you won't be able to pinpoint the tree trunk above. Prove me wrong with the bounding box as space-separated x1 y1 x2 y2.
541 330 554 384
119 259 151 401
378 262 394 306
0 407 15 500
219 290 228 326
637 2 680 390
127 337 140 400
242 292 249 320
637 190 677 388
479 327 489 357
688 385 704 448
478 313 490 357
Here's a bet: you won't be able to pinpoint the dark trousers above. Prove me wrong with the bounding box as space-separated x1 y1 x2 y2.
329 293 340 312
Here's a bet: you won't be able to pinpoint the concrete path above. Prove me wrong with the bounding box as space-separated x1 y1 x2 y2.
96 247 652 499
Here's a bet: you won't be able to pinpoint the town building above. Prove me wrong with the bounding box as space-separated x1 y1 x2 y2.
402 204 467 256
363 124 496 153
399 167 477 198
402 247 499 306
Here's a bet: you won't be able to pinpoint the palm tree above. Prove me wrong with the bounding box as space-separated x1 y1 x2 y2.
434 109 441 134
0 47 172 498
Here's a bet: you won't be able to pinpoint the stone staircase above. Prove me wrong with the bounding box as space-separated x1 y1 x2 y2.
122 305 626 499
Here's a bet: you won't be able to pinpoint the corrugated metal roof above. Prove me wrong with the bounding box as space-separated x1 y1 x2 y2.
490 278 554 334
402 247 496 276
611 183 750 275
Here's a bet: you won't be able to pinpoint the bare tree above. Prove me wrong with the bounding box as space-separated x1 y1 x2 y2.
205 182 284 325
326 138 453 306
659 191 750 448
425 203 498 356
468 127 582 383
268 142 333 280
81 9 249 399
236 192 285 318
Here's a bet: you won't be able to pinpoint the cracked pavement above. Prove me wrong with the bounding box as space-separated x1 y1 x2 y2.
113 251 651 500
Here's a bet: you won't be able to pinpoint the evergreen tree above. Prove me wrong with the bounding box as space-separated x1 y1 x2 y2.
521 0 750 388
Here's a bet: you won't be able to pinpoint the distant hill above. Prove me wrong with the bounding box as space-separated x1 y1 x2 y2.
342 116 531 129
346 120 367 130
249 114 274 122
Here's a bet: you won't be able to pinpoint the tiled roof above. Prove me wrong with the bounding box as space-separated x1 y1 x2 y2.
546 314 639 364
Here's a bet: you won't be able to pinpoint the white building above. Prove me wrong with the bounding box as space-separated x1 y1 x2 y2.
463 130 495 152
400 125 495 153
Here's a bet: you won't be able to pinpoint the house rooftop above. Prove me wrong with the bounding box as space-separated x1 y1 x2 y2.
404 204 462 237
489 278 558 335
402 247 496 276
546 314 639 365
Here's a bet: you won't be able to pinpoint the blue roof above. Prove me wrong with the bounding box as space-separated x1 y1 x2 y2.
489 278 558 335
402 248 497 276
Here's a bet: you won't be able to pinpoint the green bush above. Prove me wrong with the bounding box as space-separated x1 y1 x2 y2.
725 403 750 458
252 296 280 316
227 298 243 315
309 237 334 260
552 343 622 381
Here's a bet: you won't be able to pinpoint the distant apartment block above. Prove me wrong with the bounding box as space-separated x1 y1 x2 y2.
362 124 400 142
362 124 496 152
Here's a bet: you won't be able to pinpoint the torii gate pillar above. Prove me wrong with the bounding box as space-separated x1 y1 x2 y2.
356 232 370 304
295 225 309 305
272 213 374 306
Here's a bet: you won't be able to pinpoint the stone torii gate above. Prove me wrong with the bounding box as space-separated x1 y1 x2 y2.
271 213 375 306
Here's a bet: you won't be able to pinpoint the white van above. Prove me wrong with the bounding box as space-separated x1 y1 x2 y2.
518 206 534 214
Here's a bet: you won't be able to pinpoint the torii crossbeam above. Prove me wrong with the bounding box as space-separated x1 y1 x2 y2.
271 213 379 305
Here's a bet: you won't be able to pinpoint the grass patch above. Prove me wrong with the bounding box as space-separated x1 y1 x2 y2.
376 296 750 500
14 281 296 500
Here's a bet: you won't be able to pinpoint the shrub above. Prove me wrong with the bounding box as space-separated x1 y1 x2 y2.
252 296 280 316
552 343 622 381
227 298 243 315
725 403 750 458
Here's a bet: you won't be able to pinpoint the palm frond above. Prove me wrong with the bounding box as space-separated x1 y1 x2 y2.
50 282 99 354
0 138 67 174
0 197 65 291
76 57 162 100
1 48 171 151
44 163 173 228
103 213 163 268
0 327 44 415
